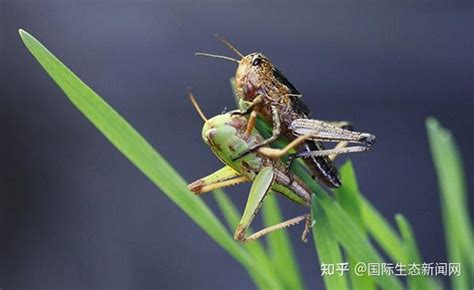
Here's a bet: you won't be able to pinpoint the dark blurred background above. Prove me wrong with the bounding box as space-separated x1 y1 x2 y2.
0 1 472 289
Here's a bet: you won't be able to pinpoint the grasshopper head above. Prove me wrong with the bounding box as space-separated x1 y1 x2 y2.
195 36 274 101
202 113 246 150
235 53 273 100
202 112 263 174
188 92 252 164
188 91 258 167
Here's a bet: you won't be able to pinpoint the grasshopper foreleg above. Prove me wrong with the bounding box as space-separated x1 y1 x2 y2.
233 105 281 161
244 110 258 136
231 95 263 116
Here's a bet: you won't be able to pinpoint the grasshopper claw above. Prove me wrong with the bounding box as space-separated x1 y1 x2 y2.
360 133 376 147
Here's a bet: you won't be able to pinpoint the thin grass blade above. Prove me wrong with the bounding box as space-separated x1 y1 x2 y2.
19 29 278 288
396 214 441 290
311 195 349 290
213 189 280 290
426 117 473 290
334 162 375 290
317 194 404 290
262 194 305 290
358 197 404 262
275 139 402 289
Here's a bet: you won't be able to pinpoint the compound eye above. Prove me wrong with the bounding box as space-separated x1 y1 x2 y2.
205 128 218 146
252 58 262 66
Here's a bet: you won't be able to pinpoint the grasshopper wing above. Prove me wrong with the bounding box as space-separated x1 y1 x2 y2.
290 119 375 145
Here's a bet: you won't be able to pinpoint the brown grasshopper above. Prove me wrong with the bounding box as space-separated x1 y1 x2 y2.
196 36 375 188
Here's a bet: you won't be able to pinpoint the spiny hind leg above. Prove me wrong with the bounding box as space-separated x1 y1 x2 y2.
299 120 354 160
293 145 371 159
240 214 312 243
234 168 312 243
322 120 353 130
264 120 358 174
329 141 349 161
290 119 376 151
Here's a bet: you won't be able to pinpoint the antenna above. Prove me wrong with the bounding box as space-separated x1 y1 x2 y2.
195 52 240 64
215 34 244 58
188 89 208 122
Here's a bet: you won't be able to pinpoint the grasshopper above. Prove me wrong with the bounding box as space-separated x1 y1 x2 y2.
187 92 314 243
196 36 375 188
187 92 374 242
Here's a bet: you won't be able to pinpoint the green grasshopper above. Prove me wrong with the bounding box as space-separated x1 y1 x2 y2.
187 92 313 243
196 36 376 188
187 93 374 242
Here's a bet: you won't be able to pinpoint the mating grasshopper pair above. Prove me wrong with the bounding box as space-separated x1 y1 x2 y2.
187 93 375 243
189 37 376 243
196 36 375 188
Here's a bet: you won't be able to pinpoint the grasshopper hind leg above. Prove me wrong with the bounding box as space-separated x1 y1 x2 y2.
240 214 312 243
235 167 312 243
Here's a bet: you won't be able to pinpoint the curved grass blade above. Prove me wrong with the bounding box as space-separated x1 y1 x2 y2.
396 214 441 290
359 197 403 262
19 29 278 288
311 195 349 290
262 193 305 290
336 161 441 290
212 189 281 290
317 194 404 290
333 161 364 229
334 162 375 290
426 117 473 290
334 164 405 264
263 138 403 289
289 157 403 289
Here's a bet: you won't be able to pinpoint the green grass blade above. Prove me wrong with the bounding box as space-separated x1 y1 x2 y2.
335 163 404 263
334 162 375 290
291 159 403 289
19 29 278 288
213 189 280 290
317 194 404 290
395 214 437 290
262 194 305 290
334 161 364 229
359 197 404 262
311 195 349 290
278 140 402 289
426 117 473 290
